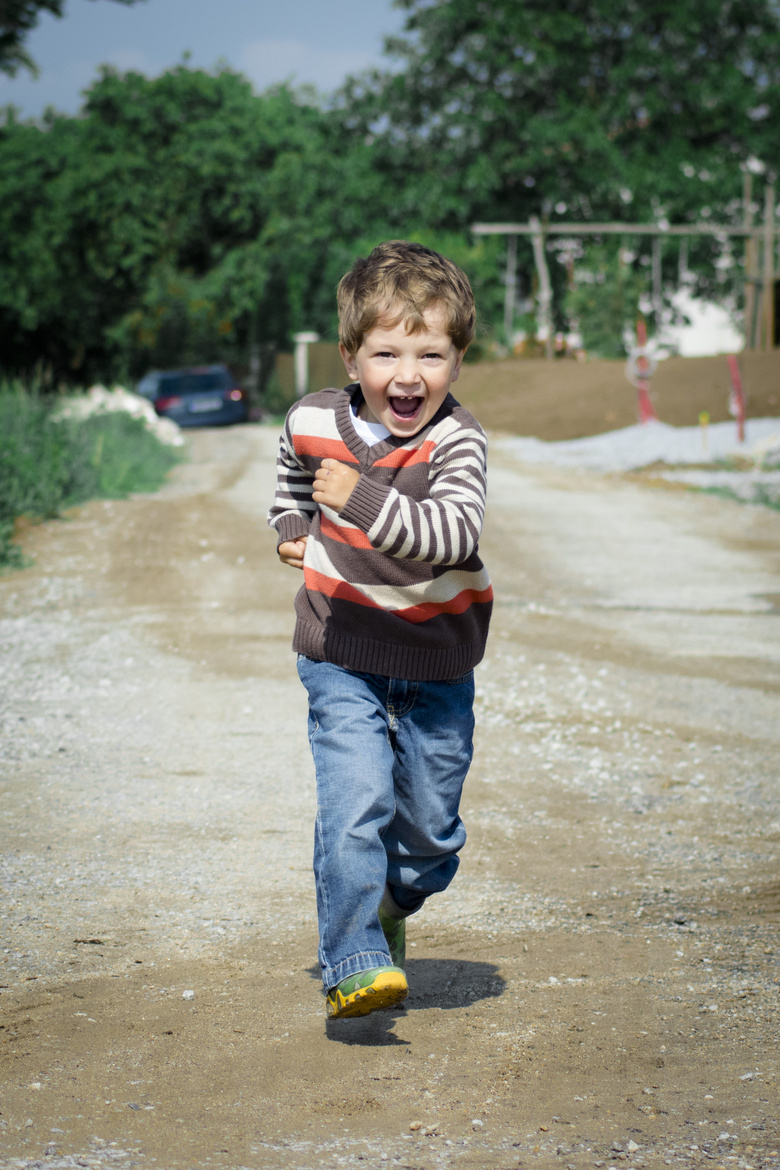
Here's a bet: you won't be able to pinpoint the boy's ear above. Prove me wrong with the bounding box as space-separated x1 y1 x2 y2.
450 348 467 383
339 342 358 381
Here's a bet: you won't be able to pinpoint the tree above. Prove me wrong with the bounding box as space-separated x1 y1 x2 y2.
348 0 780 226
0 65 404 382
340 0 780 351
0 0 145 78
0 67 311 376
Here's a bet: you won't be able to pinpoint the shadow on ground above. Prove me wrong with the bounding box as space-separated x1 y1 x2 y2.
321 959 507 1045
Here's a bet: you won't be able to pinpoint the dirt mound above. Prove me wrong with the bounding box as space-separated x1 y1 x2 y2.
456 350 780 440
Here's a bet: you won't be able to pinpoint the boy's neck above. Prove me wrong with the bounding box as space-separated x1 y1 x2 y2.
356 395 378 425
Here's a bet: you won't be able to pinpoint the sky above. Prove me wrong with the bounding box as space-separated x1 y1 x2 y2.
0 0 406 118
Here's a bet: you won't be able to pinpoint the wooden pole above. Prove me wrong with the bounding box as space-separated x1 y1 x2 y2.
472 220 777 238
472 215 780 353
503 233 517 351
763 183 776 350
726 355 746 443
743 172 756 351
530 216 554 359
652 236 663 330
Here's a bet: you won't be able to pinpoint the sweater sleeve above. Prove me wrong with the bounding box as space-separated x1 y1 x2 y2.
266 409 317 546
339 419 488 566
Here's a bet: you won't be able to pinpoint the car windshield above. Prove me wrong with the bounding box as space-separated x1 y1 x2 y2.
137 372 161 397
159 370 230 395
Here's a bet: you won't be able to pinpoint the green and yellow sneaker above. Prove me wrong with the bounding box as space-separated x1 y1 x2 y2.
326 966 408 1019
378 905 406 969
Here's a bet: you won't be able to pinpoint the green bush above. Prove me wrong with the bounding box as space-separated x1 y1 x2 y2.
0 384 181 568
261 370 298 421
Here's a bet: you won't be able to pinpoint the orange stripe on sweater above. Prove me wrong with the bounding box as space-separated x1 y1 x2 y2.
320 514 373 550
394 585 494 624
292 435 358 463
372 440 436 469
304 568 382 609
304 569 494 623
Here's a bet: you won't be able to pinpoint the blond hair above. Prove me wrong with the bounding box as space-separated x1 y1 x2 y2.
337 240 475 355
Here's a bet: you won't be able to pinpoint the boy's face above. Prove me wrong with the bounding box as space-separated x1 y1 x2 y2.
339 305 465 438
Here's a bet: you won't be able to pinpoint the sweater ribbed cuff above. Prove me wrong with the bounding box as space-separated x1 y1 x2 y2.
340 473 392 533
272 514 312 548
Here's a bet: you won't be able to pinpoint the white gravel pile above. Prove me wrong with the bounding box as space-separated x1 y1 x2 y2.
496 417 780 506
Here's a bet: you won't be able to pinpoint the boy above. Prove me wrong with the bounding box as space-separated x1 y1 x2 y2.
268 241 492 1019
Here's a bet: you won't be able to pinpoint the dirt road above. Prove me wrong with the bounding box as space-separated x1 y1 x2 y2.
2 425 779 1170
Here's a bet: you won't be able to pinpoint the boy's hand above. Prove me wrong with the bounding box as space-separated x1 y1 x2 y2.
313 459 360 512
278 536 308 569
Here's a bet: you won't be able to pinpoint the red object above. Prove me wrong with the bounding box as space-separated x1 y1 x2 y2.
634 317 658 424
726 355 745 443
636 384 657 425
154 396 183 413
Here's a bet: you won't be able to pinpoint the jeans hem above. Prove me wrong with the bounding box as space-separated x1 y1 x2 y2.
323 949 393 992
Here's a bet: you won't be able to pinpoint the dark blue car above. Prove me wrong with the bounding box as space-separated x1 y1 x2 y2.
137 365 249 427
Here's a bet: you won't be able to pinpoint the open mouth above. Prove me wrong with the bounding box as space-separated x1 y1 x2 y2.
389 395 423 420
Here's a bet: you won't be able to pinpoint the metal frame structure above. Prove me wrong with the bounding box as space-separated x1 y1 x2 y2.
472 181 777 358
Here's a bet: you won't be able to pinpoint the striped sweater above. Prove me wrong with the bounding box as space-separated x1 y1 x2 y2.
268 384 493 681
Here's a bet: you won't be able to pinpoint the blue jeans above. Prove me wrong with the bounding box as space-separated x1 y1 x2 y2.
296 656 475 991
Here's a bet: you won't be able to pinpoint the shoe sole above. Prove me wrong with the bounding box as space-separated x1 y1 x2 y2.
326 970 409 1019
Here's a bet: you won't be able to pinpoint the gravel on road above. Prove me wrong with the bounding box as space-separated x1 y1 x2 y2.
1 425 779 1170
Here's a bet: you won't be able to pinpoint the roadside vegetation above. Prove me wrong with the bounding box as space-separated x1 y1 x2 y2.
700 482 780 512
0 382 181 568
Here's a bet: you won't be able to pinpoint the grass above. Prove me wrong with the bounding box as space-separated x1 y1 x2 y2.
0 382 181 568
700 484 780 512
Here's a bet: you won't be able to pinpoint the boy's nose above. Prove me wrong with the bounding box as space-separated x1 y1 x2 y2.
396 359 422 387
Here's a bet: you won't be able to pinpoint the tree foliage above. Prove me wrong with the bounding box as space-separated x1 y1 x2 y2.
340 0 780 353
351 0 780 226
0 1 145 77
563 243 648 358
0 67 399 381
3 1 779 377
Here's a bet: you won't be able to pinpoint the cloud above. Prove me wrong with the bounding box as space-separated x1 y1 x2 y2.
237 37 374 94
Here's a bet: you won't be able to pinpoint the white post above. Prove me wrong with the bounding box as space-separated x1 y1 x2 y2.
652 236 663 328
292 331 320 397
530 217 554 359
678 236 688 285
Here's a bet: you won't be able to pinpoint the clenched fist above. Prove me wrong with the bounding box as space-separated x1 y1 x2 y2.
278 535 308 569
312 459 360 512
